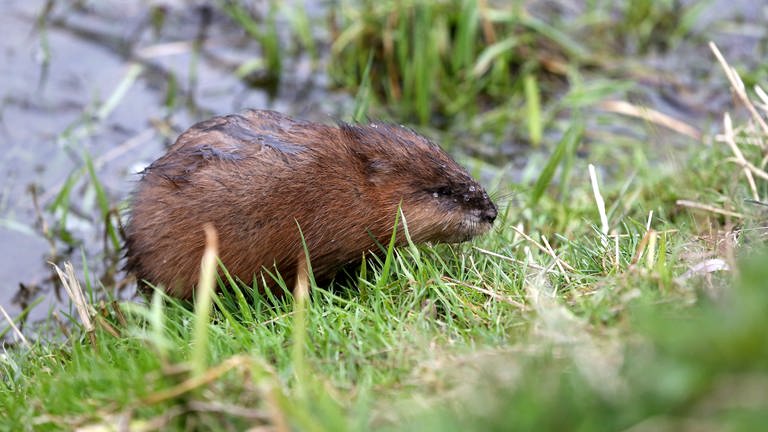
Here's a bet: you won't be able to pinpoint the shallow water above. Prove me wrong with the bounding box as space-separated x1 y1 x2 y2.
0 0 765 324
0 0 345 322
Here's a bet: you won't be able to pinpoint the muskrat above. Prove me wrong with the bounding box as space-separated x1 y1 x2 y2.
125 109 497 299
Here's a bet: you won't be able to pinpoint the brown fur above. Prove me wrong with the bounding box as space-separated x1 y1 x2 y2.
125 109 497 298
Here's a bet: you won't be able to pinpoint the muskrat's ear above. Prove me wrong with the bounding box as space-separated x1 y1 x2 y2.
348 144 392 179
353 151 393 185
366 158 390 174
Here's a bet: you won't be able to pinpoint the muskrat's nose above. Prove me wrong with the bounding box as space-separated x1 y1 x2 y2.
482 202 497 224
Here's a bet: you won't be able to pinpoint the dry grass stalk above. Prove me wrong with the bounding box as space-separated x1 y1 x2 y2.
0 304 30 348
477 0 497 44
508 225 576 272
645 230 657 269
443 277 527 310
473 247 549 272
629 229 652 267
597 99 702 139
588 164 609 246
755 85 768 113
710 41 768 135
50 262 94 333
675 200 744 219
142 355 254 405
645 210 654 231
726 157 768 182
721 113 760 200
191 223 220 377
291 254 310 397
541 235 571 283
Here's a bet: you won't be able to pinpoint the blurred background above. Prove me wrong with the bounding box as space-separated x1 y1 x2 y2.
1 0 766 320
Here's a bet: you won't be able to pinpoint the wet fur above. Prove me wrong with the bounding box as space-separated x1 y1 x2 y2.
125 109 497 298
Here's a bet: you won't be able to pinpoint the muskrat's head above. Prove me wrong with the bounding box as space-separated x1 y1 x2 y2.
339 122 497 243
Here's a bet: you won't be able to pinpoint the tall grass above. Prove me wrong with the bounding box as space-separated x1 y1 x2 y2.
328 0 705 129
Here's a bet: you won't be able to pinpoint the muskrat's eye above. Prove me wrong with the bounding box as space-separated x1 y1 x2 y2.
429 186 454 199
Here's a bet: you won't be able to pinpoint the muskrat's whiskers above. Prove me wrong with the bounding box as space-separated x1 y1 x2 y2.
489 190 518 205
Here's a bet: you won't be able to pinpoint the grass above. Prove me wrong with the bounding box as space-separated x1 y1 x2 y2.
2 0 768 430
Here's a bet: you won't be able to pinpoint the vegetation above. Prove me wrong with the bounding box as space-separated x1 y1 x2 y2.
2 0 767 430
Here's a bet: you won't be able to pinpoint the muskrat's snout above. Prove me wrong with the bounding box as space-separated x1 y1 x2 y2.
474 193 498 233
462 186 497 228
434 187 497 243
480 197 498 224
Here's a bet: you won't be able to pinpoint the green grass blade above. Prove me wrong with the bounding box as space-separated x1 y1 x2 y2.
524 73 542 147
352 52 374 122
529 123 583 207
84 152 120 251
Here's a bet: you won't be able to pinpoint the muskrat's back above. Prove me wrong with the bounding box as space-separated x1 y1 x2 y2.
125 109 497 298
